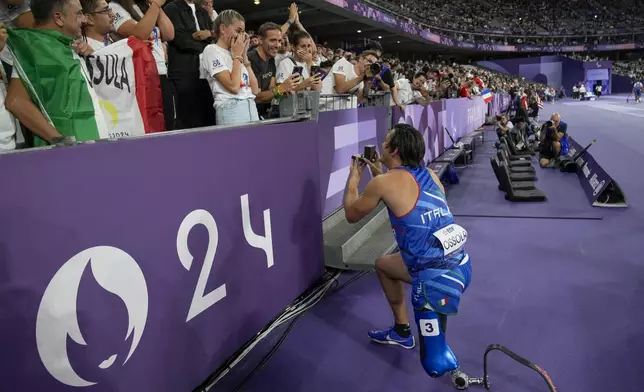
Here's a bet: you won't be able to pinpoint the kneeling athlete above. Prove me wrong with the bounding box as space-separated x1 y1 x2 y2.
343 123 472 379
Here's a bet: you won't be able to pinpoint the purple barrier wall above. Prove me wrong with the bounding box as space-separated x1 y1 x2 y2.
392 97 488 161
444 97 487 149
392 101 445 163
0 121 325 392
318 106 391 217
476 56 589 95
612 73 633 94
318 97 494 217
488 94 511 116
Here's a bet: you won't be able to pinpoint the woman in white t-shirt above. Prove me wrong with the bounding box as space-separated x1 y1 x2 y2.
201 10 259 125
276 31 321 93
110 0 175 129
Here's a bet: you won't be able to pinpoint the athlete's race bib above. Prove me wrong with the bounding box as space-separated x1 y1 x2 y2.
433 224 467 256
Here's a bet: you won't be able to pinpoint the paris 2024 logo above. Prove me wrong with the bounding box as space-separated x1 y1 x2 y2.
35 246 149 387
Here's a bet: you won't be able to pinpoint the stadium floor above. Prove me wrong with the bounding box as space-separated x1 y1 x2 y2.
211 95 644 392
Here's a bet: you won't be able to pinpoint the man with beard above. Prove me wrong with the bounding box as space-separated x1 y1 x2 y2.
247 22 298 119
79 0 114 50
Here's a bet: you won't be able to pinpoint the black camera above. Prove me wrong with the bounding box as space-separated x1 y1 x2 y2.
364 145 377 162
369 63 382 75
545 120 554 128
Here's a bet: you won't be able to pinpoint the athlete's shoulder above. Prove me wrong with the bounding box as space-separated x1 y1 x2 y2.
424 167 446 195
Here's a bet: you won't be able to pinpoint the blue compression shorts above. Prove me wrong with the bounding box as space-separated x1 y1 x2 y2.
410 255 472 316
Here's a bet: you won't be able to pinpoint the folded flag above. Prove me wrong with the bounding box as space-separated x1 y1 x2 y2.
8 29 164 147
481 88 494 103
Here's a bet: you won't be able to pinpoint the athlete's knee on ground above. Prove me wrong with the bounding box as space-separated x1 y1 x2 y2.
414 308 459 378
539 158 550 168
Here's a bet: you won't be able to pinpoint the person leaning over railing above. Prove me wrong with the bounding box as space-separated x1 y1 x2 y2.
200 10 259 126
390 72 430 111
319 49 379 111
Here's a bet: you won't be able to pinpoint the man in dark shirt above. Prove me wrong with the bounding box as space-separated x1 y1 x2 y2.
248 22 298 119
247 22 279 119
365 42 394 92
163 0 215 129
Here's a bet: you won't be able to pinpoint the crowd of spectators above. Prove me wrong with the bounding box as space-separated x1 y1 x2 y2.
372 0 644 46
0 0 555 153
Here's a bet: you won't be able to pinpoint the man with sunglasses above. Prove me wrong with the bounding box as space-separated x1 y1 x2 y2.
80 0 114 50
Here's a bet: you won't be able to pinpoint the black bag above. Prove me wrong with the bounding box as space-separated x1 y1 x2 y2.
559 158 578 173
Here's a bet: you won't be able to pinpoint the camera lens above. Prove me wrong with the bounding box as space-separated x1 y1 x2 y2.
370 63 381 74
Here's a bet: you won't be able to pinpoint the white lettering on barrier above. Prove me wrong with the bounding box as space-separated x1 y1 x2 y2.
433 224 468 256
593 180 606 197
34 194 275 388
588 173 599 192
177 210 226 322
241 194 274 268
582 162 591 178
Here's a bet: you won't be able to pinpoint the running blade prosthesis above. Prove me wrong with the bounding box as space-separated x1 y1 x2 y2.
449 344 558 391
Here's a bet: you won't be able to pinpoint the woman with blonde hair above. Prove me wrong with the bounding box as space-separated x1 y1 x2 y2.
201 10 259 125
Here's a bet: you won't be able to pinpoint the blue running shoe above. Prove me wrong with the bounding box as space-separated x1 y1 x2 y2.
368 327 415 349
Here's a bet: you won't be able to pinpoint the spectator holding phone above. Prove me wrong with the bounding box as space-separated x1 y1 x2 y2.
201 10 260 125
276 31 321 92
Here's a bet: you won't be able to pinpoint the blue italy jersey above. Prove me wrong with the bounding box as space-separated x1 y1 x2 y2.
388 166 468 274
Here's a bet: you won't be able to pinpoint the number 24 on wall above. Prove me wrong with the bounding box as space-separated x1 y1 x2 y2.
176 194 273 322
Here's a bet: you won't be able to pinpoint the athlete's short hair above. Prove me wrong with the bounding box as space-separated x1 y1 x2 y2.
388 123 425 168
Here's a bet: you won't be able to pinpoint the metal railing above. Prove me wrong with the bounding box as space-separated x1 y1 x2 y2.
319 91 391 112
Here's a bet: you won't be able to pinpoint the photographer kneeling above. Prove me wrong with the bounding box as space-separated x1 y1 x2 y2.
539 113 568 168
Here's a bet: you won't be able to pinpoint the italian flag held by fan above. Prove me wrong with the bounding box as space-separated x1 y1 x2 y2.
8 28 164 147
